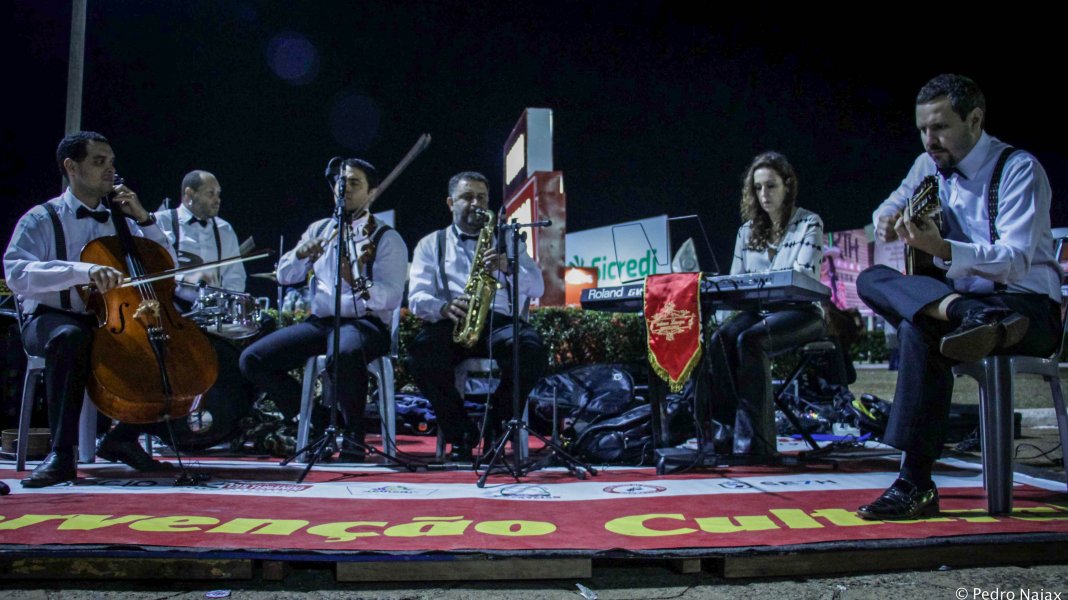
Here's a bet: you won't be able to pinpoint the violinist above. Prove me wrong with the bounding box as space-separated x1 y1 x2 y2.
238 158 407 462
4 131 177 487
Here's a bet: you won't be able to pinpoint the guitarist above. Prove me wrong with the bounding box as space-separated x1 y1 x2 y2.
855 74 1063 520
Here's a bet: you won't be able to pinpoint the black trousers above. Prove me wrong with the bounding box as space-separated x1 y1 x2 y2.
20 307 98 452
238 315 390 437
22 306 267 450
857 265 1060 460
407 314 547 445
704 304 825 454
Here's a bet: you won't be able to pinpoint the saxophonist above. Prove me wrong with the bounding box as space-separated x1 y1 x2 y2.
408 171 547 462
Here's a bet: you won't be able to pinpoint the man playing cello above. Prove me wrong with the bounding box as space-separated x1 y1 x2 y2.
4 131 179 487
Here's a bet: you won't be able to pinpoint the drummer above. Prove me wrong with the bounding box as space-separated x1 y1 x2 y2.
155 170 246 305
153 171 263 453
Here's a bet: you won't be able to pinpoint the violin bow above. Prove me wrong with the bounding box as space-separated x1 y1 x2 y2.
318 133 432 246
84 250 273 289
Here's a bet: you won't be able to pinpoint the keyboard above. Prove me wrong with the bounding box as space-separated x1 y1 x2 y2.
580 270 831 313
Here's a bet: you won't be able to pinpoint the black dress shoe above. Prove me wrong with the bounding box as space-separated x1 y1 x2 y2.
21 451 77 488
940 308 1029 363
97 436 175 472
447 443 474 462
338 433 367 463
857 478 940 520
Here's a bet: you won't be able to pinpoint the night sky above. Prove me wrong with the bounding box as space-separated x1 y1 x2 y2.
4 1 1063 298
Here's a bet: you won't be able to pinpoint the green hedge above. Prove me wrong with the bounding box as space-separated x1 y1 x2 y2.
852 329 891 363
394 307 648 389
271 306 898 391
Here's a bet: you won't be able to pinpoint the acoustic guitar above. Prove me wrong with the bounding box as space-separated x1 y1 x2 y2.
903 175 944 280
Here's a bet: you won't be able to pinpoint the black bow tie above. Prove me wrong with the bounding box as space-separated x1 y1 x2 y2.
937 166 966 180
188 216 210 227
76 206 110 223
458 232 479 242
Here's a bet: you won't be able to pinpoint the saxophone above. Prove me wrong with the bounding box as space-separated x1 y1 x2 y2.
453 208 500 348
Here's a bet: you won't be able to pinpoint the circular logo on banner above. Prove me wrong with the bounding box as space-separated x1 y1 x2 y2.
718 480 752 490
603 484 667 495
367 485 421 495
496 484 556 499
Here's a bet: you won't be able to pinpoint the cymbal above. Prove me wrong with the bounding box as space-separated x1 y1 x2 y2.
250 272 278 282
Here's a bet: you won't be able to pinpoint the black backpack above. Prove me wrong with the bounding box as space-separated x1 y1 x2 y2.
571 404 654 464
528 364 638 435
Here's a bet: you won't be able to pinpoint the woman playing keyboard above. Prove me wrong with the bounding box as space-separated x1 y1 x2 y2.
705 151 825 456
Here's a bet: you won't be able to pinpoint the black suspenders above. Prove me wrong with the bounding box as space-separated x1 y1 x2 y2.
42 203 71 310
986 147 1017 292
986 147 1017 244
435 228 452 302
170 207 223 279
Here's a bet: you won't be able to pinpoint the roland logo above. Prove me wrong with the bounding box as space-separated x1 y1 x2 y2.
587 287 625 300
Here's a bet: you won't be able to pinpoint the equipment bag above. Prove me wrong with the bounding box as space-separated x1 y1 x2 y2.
571 403 654 464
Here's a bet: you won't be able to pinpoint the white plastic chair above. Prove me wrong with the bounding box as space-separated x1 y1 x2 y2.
294 307 400 463
435 358 531 461
13 296 97 471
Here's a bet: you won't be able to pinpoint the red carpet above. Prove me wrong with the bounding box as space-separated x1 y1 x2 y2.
2 456 1066 553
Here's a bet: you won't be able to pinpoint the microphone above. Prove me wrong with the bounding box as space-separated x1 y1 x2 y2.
324 156 343 183
326 157 346 209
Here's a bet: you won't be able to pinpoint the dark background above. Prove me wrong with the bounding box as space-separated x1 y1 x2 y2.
3 1 1063 298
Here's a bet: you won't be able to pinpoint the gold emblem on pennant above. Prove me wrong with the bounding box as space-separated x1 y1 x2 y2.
649 301 695 341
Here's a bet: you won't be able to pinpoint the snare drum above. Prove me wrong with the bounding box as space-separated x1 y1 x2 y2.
186 285 268 341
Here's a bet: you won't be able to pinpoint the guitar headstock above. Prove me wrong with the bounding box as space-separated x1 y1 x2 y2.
909 175 940 219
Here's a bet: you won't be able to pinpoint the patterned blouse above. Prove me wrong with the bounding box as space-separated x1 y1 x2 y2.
729 207 824 278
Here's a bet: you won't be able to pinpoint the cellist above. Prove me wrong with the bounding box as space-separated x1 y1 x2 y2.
4 131 177 487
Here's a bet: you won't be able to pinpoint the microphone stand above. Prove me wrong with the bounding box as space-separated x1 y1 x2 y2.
282 176 349 482
476 218 597 487
282 175 414 480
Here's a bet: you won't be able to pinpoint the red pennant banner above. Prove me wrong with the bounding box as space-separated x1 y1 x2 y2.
644 272 702 392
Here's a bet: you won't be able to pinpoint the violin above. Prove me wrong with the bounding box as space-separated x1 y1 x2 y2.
335 210 376 300
79 175 218 424
352 212 380 299
324 134 432 300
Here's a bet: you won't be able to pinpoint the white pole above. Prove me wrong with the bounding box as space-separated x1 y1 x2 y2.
62 0 88 192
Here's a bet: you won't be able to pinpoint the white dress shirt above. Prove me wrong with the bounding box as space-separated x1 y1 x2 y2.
873 132 1062 301
408 225 545 322
155 204 246 292
276 213 407 324
730 207 824 278
4 189 177 314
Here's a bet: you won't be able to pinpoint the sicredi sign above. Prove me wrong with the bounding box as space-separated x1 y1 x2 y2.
565 215 671 286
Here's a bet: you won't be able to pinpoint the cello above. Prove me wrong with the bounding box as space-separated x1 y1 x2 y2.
79 177 218 424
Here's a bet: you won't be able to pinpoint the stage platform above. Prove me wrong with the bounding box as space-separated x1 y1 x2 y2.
2 437 1067 583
